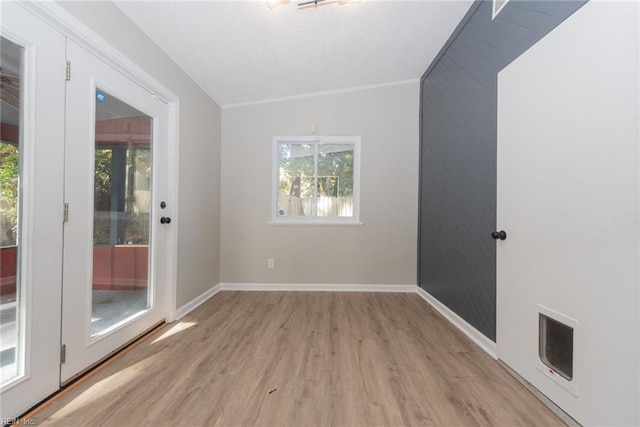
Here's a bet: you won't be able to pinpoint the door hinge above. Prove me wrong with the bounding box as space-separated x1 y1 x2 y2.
60 344 66 364
65 60 71 81
63 203 69 223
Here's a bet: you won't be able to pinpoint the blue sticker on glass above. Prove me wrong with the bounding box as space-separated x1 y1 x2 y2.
279 210 285 216
96 91 106 103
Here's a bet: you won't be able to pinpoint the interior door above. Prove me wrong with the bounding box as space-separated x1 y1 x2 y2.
496 1 638 424
61 40 170 382
0 2 66 419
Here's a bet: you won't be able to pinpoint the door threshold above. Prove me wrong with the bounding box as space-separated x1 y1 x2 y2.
16 320 166 422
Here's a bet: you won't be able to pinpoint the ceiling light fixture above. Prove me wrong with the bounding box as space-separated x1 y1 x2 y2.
266 0 358 10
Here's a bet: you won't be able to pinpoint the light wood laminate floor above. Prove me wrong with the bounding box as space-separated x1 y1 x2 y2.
32 292 563 426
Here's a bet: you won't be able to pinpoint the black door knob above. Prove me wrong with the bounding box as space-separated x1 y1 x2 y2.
491 230 507 241
160 216 171 224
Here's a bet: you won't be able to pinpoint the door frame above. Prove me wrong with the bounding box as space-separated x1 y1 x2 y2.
20 1 181 323
0 4 66 417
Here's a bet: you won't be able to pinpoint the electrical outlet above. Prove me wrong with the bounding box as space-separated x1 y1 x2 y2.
267 258 275 269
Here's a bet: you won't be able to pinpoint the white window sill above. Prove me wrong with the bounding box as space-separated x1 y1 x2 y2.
267 220 364 227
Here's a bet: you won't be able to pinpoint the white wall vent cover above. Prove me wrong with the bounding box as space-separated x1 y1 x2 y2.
492 0 510 19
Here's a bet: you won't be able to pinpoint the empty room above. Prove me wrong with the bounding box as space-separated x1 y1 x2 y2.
0 0 638 425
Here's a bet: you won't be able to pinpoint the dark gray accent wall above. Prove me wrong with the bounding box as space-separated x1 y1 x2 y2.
418 0 587 341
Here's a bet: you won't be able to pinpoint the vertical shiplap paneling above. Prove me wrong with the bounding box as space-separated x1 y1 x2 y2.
418 0 587 341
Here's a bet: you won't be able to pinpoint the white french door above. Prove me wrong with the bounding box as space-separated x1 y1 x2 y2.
1 4 174 418
61 40 171 383
0 2 66 418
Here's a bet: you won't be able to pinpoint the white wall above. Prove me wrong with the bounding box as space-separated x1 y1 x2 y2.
58 1 222 307
221 83 419 285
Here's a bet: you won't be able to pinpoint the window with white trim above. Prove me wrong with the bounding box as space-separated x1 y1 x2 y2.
272 135 360 224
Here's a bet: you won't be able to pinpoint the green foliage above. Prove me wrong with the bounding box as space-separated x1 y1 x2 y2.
124 147 150 245
0 142 19 246
278 143 353 197
318 149 353 197
123 213 149 244
93 147 150 245
94 149 113 211
93 149 113 245
0 143 151 247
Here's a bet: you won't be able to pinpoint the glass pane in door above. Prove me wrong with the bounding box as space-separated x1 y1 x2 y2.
92 89 152 337
0 37 23 386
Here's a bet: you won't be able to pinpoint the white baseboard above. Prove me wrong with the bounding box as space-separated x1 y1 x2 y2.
175 284 221 320
416 287 497 359
498 361 580 427
219 283 416 293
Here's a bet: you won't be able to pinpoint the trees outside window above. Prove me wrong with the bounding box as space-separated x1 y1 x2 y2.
0 142 19 247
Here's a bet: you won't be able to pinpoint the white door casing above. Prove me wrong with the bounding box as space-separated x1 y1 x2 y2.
0 1 66 419
496 1 639 425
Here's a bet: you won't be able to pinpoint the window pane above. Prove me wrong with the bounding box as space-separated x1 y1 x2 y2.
277 143 315 217
539 314 574 381
92 89 152 337
317 144 354 217
0 36 23 385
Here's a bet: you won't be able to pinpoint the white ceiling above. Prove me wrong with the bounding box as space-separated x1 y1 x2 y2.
116 1 473 107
